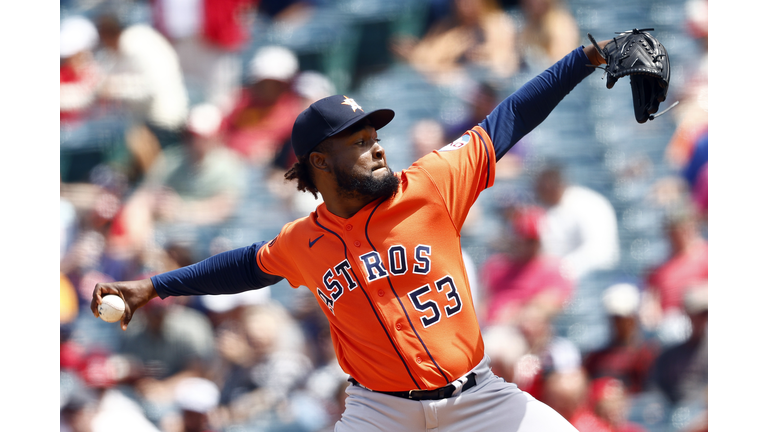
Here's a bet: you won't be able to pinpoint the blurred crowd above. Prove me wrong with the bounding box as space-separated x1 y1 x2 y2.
59 0 708 431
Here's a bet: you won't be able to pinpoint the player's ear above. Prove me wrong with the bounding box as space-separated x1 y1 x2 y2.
309 151 331 173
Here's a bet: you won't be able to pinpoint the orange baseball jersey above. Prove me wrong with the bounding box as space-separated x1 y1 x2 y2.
257 125 497 392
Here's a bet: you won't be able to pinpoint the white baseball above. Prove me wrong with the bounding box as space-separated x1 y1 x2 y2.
98 295 126 323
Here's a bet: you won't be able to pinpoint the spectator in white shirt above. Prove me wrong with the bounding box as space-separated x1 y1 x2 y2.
96 14 189 134
534 165 620 281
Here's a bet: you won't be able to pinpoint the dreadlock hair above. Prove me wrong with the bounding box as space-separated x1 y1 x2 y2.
284 140 330 199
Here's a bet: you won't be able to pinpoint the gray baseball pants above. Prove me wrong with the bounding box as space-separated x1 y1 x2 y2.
335 355 578 432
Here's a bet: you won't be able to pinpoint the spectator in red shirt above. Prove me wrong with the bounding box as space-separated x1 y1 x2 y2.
584 283 660 394
640 208 707 340
221 45 305 166
589 377 648 432
543 372 647 432
60 15 101 124
542 368 612 432
481 205 574 325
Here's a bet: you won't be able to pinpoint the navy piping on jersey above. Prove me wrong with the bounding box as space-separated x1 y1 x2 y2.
365 199 452 387
313 217 422 390
469 129 492 190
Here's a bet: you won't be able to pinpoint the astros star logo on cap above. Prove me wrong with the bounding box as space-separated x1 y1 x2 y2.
341 96 363 113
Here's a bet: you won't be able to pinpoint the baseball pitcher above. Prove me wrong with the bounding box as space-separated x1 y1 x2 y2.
92 32 670 431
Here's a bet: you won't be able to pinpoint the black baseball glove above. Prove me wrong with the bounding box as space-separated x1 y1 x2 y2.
588 28 674 123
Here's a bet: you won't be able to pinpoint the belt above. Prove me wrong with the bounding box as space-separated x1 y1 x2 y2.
350 373 477 401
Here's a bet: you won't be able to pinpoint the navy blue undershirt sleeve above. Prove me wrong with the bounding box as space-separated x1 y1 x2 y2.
151 241 284 298
480 47 596 161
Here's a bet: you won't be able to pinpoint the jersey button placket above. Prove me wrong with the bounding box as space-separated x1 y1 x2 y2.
354 240 361 247
345 224 353 231
395 323 402 331
415 355 422 364
377 289 385 297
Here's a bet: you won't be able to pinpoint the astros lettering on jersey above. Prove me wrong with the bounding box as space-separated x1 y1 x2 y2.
258 125 496 392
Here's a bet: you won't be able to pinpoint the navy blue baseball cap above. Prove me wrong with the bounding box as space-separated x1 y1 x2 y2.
291 95 395 157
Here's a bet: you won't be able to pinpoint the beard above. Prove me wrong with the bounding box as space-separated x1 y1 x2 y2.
333 165 400 202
